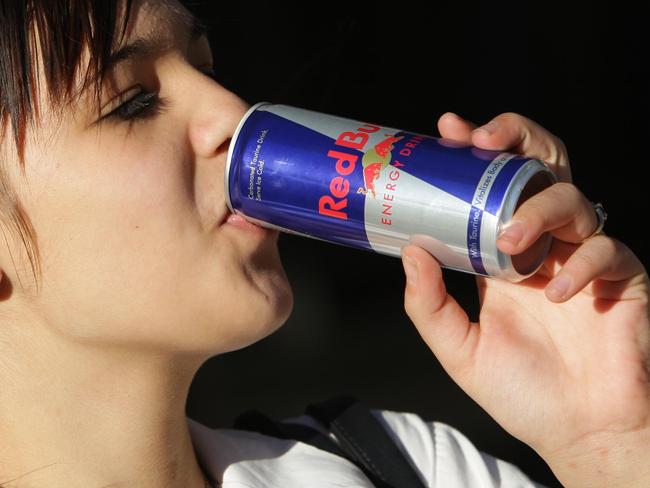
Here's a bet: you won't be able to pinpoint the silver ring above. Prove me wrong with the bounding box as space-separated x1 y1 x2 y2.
582 201 607 242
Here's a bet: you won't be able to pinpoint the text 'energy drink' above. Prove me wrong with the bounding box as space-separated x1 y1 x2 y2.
225 103 557 282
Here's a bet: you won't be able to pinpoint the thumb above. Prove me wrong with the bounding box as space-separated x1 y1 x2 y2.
401 245 478 379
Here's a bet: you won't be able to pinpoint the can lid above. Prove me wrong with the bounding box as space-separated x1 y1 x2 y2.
224 102 273 212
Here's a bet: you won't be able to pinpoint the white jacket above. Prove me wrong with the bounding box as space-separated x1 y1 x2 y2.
189 409 547 487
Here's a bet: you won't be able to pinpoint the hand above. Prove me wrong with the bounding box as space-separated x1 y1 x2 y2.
401 112 650 487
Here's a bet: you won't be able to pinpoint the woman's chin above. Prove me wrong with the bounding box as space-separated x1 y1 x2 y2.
249 243 294 319
257 267 294 332
226 267 294 353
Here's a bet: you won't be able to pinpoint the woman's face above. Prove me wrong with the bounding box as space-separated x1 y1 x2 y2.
1 0 293 355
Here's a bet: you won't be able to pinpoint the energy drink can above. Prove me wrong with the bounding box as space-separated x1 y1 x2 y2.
225 103 557 282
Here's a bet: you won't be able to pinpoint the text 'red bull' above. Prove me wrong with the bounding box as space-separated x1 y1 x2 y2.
317 124 381 220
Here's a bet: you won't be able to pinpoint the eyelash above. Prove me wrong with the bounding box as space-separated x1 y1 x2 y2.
104 90 168 124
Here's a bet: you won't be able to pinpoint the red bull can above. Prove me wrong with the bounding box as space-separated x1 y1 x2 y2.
225 103 557 282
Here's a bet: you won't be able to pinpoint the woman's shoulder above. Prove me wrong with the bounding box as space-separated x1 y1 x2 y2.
188 410 545 487
188 416 373 487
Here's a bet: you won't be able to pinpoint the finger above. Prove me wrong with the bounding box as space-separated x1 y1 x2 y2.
496 182 598 255
544 236 648 302
437 112 478 143
401 245 479 378
471 112 572 183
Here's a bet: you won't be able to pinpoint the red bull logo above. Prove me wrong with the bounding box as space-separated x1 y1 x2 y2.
357 135 404 198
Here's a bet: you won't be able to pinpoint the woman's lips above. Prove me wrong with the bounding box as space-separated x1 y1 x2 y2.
224 212 272 236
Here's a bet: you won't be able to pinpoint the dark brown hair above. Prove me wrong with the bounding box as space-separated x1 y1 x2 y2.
0 0 133 291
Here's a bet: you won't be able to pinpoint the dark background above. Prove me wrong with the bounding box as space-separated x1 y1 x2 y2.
185 1 649 486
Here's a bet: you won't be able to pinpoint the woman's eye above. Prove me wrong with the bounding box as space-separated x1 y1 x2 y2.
103 90 166 123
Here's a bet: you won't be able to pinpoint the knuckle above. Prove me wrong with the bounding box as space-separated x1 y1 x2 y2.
500 112 536 134
544 183 584 219
594 234 619 255
520 196 547 217
494 112 535 147
551 134 568 152
498 111 527 124
573 236 617 272
608 236 632 257
516 197 547 228
545 135 569 165
555 182 582 204
518 183 583 231
573 250 599 271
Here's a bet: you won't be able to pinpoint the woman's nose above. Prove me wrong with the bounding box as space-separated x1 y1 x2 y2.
187 82 249 159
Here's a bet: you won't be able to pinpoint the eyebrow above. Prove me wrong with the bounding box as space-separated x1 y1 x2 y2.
104 14 208 74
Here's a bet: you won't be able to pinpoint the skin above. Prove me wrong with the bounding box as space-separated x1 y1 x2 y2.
0 1 647 487
402 112 650 487
0 1 292 487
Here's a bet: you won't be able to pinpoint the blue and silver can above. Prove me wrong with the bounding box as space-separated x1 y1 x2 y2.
225 103 557 281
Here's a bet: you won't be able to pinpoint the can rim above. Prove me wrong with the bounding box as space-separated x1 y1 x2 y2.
496 159 558 282
224 102 273 213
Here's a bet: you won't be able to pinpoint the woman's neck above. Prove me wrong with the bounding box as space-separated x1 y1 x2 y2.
0 327 210 488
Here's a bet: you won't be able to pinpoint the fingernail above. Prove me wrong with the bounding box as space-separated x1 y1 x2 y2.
546 275 571 301
474 121 499 136
402 254 419 287
498 221 525 248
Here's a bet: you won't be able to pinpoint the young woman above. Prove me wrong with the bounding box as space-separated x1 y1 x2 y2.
1 1 648 487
